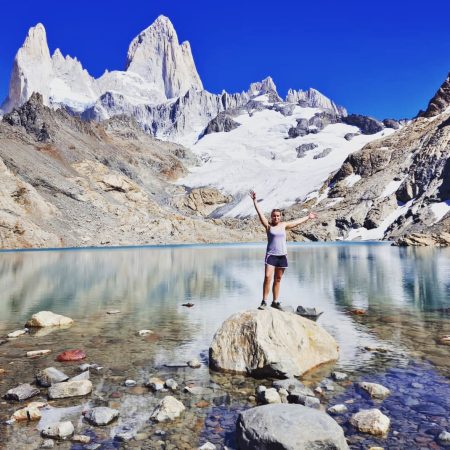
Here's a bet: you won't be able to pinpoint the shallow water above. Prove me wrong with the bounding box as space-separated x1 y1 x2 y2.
0 243 449 449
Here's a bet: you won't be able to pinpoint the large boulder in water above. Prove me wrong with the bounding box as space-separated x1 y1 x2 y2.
236 404 349 450
209 309 338 378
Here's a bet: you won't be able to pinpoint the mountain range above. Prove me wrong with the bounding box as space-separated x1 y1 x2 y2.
0 15 448 248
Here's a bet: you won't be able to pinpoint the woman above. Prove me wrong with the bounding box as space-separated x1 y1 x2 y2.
250 190 317 310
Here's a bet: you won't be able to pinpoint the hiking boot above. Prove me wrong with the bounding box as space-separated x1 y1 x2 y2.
271 301 284 311
258 300 268 310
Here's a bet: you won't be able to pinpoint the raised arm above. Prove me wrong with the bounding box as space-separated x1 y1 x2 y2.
285 212 317 230
250 190 269 230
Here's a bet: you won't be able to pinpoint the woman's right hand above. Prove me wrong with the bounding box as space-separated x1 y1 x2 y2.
249 190 256 201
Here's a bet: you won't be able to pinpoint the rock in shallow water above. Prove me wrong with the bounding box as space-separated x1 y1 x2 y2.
236 404 349 450
350 408 390 435
41 420 74 439
358 382 390 399
4 383 40 401
48 380 92 399
151 396 185 422
85 406 119 426
209 309 338 378
36 367 69 387
56 349 86 361
25 311 73 327
328 404 348 414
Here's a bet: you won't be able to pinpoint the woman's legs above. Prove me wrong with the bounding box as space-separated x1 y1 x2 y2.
272 267 285 303
263 264 275 302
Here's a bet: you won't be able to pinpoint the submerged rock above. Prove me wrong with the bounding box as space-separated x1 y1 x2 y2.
350 408 390 435
236 404 349 449
328 404 348 414
48 380 92 399
41 421 74 440
25 311 73 327
358 382 390 399
36 367 69 387
187 358 201 368
4 383 40 401
11 401 46 421
56 349 86 361
209 308 338 378
151 396 185 422
7 328 28 338
85 407 119 426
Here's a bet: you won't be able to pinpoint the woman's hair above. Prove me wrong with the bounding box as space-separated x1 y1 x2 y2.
271 209 282 215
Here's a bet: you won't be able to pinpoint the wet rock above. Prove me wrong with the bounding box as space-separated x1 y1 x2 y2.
106 309 120 314
184 385 210 396
72 435 91 444
328 404 348 414
236 404 349 449
209 309 338 378
115 431 135 441
79 363 102 372
48 380 92 399
69 370 90 382
187 358 201 368
41 420 74 440
164 378 178 390
41 439 55 448
26 311 73 327
331 371 348 381
350 409 390 435
438 431 450 443
137 329 153 336
85 406 119 426
319 379 335 391
412 403 447 415
437 335 450 345
4 383 40 401
12 401 46 421
151 395 185 422
146 377 165 391
124 379 137 387
199 443 216 450
26 349 51 357
260 387 281 404
36 367 69 387
7 328 28 338
358 382 390 399
272 378 313 395
56 349 86 361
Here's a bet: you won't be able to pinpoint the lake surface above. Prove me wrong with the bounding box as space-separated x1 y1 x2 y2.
0 243 449 449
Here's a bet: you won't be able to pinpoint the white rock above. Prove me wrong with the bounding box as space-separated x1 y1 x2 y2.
36 367 69 386
164 379 178 390
26 349 51 357
358 382 390 399
7 328 28 338
26 311 73 328
187 358 201 368
12 402 46 421
41 420 74 440
71 435 91 443
106 309 120 314
48 380 92 399
209 309 338 378
41 439 55 448
151 396 185 422
261 388 281 404
199 443 216 450
124 379 137 387
328 404 348 414
331 371 348 381
146 377 164 391
69 370 90 382
84 407 119 426
137 329 153 336
439 431 450 443
350 409 390 435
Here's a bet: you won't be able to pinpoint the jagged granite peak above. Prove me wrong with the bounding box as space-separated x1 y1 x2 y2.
125 15 203 99
419 72 450 118
286 87 347 116
248 76 278 95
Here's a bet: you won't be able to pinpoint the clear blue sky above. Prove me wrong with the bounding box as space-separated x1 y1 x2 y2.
1 0 450 119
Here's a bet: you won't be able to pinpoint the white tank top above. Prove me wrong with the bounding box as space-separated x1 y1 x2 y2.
266 226 287 256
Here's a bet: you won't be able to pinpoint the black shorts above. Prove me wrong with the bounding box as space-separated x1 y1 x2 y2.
265 254 288 268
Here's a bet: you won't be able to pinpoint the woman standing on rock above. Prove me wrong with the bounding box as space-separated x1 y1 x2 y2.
250 190 317 310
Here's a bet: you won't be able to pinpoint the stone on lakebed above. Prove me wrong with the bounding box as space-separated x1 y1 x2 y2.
25 311 73 328
56 349 86 361
350 408 390 435
151 396 185 422
48 380 92 399
236 404 349 450
209 308 338 378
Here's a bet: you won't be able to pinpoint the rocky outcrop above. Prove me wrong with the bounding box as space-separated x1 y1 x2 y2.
419 72 450 118
209 308 338 378
286 88 347 116
202 112 240 136
342 114 384 134
236 404 349 450
179 187 232 216
296 142 318 158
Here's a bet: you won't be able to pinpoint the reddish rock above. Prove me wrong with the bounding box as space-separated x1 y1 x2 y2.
56 349 86 362
350 309 366 315
195 400 210 408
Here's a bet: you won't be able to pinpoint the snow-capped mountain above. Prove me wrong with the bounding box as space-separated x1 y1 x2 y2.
1 15 401 221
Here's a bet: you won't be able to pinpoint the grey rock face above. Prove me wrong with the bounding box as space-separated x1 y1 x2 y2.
236 404 349 450
36 367 69 387
419 72 450 117
383 118 400 129
4 383 40 401
271 103 295 116
342 114 384 135
85 407 119 426
314 148 333 159
296 143 318 158
202 113 240 136
287 118 310 138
